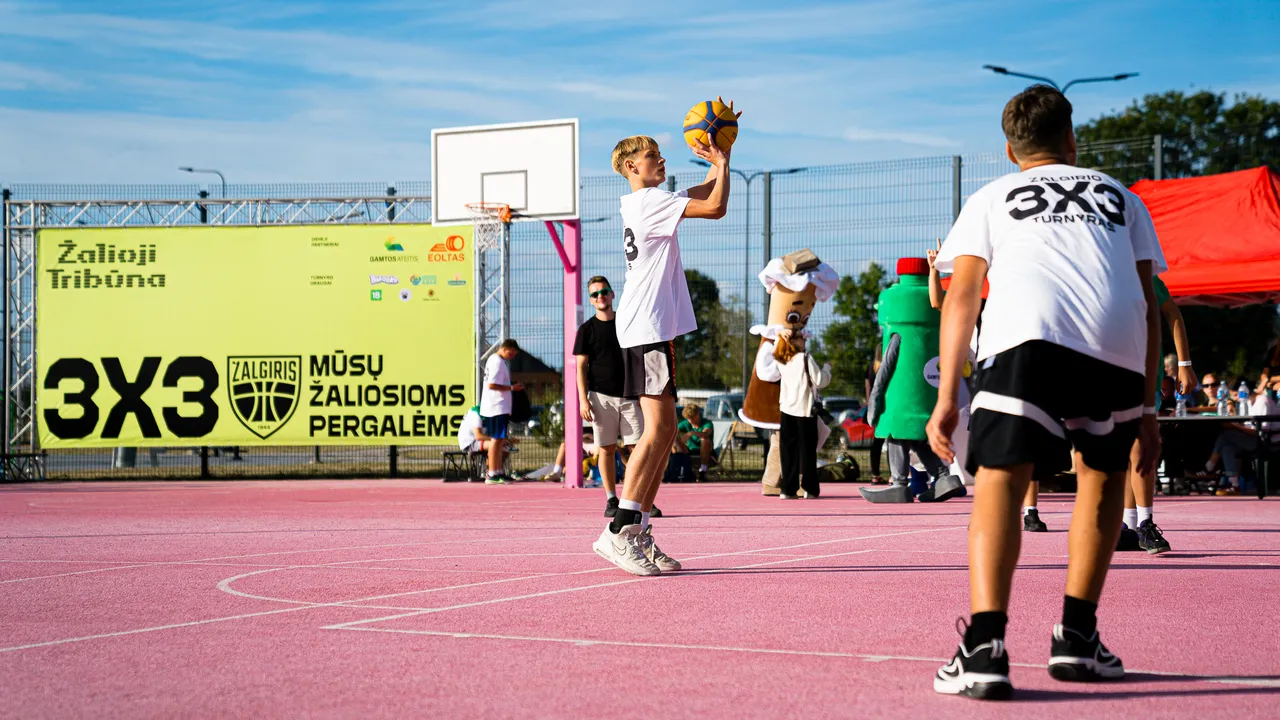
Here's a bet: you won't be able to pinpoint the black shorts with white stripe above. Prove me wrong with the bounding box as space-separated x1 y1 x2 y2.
622 340 677 399
967 340 1145 480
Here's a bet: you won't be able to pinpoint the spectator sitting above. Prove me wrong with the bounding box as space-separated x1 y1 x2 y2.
1164 353 1178 381
1187 372 1220 414
675 404 715 482
1191 380 1280 495
458 406 508 475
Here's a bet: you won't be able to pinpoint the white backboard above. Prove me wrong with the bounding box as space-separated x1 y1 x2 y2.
431 118 580 226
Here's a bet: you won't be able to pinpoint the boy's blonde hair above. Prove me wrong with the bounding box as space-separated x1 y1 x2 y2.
611 135 658 175
681 403 702 421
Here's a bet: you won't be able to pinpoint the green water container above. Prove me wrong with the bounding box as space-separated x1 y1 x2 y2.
875 257 939 441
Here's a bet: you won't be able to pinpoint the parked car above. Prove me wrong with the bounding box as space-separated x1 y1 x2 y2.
705 392 769 448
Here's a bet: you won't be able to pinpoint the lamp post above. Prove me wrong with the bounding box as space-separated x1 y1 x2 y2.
178 166 227 197
981 65 1138 93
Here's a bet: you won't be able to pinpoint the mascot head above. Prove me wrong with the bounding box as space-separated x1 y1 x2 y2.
760 249 840 335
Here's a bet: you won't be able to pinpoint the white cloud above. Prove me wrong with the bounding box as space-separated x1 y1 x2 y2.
843 125 960 149
0 61 79 91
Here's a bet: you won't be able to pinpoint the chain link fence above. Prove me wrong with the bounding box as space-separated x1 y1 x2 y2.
3 138 1157 481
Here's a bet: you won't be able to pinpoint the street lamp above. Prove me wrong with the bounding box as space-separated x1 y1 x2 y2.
178 166 227 197
982 65 1138 93
690 160 804 393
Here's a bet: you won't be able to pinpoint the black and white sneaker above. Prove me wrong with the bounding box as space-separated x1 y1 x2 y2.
934 625 1013 700
604 496 619 518
1023 509 1048 532
1116 524 1141 551
1048 624 1124 681
1136 519 1171 555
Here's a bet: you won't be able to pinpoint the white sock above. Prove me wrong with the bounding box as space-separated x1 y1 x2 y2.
551 464 562 475
605 489 616 500
488 469 499 477
618 498 642 513
1023 506 1037 516
1206 460 1218 472
640 511 651 532
1123 508 1139 529
1137 506 1153 526
699 464 708 472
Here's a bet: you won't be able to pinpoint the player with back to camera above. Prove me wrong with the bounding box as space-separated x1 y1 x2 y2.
927 85 1165 700
591 97 740 576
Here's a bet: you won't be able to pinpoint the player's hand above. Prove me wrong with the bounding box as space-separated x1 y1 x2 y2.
927 238 941 268
579 396 593 423
1135 414 1161 476
926 400 960 464
1178 366 1198 396
512 382 525 392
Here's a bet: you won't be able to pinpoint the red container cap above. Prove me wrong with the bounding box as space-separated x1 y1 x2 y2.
896 257 930 276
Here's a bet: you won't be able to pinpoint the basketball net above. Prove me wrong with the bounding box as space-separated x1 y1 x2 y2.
466 202 511 252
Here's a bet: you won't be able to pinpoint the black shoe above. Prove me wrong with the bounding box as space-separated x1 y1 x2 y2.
604 496 619 518
1048 624 1124 682
1116 524 1141 551
650 505 663 518
1023 509 1048 532
1136 519 1171 554
697 470 708 483
934 621 1013 700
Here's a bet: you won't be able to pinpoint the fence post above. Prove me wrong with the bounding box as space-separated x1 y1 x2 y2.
761 171 772 321
1 187 8 462
389 445 398 478
1153 134 1163 180
200 447 210 478
198 189 208 224
386 185 397 222
666 176 676 192
951 156 963 221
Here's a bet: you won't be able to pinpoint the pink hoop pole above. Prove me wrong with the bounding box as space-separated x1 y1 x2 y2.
548 220 583 488
544 221 576 274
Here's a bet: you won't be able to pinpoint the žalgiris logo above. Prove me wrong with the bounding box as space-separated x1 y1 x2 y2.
428 235 466 263
227 356 301 439
46 239 165 290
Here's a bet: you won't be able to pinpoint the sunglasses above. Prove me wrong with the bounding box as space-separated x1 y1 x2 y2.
589 289 613 298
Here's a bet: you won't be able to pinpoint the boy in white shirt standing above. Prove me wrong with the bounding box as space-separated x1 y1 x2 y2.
926 85 1165 700
479 339 523 484
592 98 739 576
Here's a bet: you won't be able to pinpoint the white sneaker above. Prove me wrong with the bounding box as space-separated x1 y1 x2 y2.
592 525 661 576
639 526 681 572
780 493 799 500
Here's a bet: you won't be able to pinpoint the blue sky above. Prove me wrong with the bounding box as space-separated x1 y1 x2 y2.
1 0 1277 184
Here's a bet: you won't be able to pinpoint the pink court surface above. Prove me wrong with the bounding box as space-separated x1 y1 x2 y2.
2 480 1278 719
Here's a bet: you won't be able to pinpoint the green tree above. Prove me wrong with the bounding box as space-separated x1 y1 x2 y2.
816 263 890 398
1076 91 1280 379
674 269 744 389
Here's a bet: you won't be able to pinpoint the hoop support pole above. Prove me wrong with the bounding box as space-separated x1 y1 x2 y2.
544 221 576 274
555 220 583 488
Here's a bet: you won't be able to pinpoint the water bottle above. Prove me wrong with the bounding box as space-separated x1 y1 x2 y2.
1175 390 1187 417
1217 383 1229 415
1238 382 1250 416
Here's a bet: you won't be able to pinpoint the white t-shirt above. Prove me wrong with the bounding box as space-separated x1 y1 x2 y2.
1250 392 1280 434
936 164 1167 375
479 353 512 417
457 409 482 450
614 187 696 348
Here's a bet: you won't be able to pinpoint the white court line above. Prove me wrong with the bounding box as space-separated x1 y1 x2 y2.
0 526 962 653
326 627 1280 688
217 525 964 607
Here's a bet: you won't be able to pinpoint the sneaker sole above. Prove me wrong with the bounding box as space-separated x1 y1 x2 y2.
1142 542 1171 555
1047 657 1124 682
1023 525 1048 532
592 542 661 576
934 673 1013 700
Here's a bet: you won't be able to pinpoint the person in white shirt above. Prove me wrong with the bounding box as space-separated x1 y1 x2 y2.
457 406 495 453
773 332 831 498
479 339 523 484
1199 382 1280 494
591 99 739 578
926 85 1165 700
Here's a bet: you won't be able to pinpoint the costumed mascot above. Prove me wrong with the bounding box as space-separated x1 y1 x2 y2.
739 249 840 496
859 258 966 504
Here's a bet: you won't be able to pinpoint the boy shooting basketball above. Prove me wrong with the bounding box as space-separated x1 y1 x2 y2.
592 98 740 576
927 85 1165 700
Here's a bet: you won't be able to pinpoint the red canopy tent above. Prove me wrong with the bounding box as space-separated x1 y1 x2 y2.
1131 166 1280 307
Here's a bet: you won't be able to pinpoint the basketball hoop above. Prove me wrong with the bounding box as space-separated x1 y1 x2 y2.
466 202 511 252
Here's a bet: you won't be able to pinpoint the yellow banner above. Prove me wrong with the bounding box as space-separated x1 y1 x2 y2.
36 225 474 447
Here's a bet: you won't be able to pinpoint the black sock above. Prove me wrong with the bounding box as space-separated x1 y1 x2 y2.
609 508 641 534
1062 595 1098 637
965 611 1008 648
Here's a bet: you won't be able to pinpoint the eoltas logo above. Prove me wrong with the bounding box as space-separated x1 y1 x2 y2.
227 356 301 439
428 235 467 262
410 275 436 286
370 275 399 285
384 237 404 252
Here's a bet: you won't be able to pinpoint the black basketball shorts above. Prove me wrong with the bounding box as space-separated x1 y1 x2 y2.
967 340 1145 479
622 341 677 399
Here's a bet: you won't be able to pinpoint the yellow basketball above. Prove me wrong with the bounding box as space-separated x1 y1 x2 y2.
683 99 738 152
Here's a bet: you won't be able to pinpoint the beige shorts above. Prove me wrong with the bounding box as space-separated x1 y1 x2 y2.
588 391 643 447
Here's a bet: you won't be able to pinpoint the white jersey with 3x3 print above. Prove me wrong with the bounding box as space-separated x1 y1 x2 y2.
613 187 697 349
935 164 1167 375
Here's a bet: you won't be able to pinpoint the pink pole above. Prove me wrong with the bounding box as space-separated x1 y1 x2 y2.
560 220 583 488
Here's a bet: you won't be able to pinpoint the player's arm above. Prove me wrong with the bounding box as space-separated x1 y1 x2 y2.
927 239 944 310
575 354 593 422
926 255 986 463
683 140 729 219
683 162 720 201
1160 295 1197 393
1136 259 1163 475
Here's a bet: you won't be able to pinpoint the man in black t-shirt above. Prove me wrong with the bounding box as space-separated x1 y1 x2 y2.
574 276 648 518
